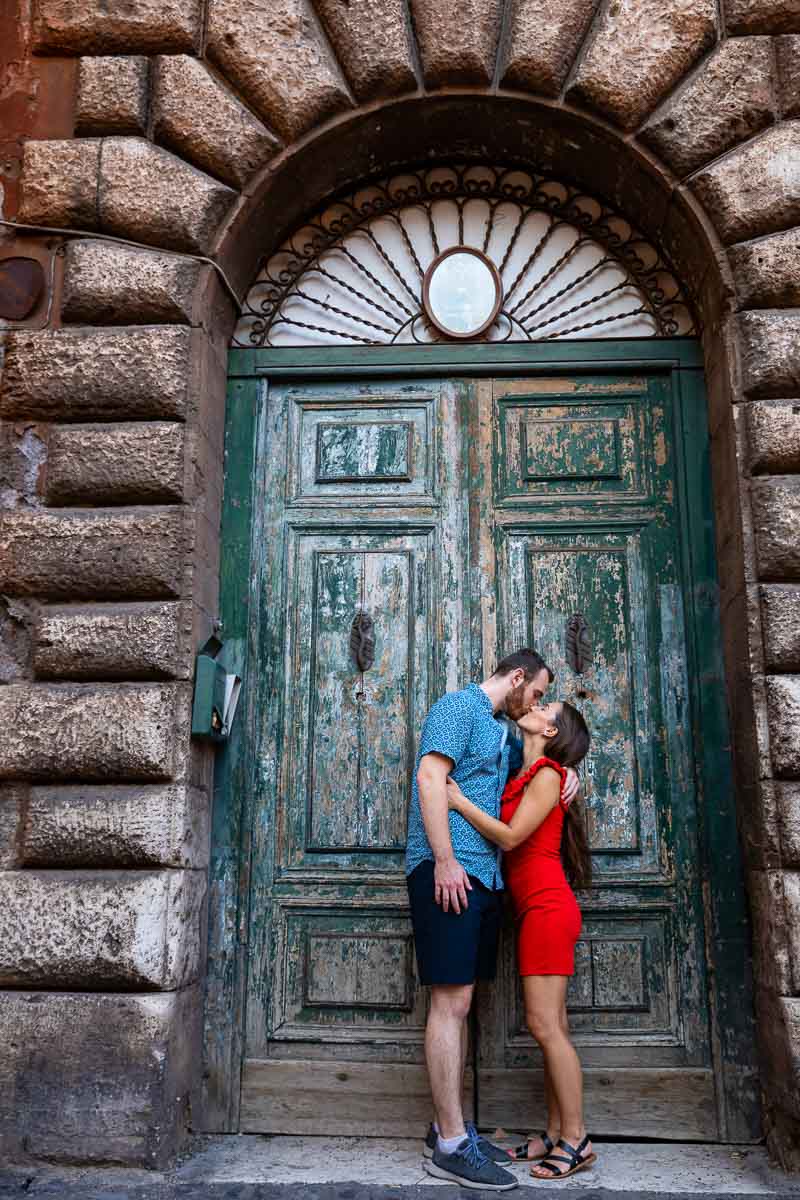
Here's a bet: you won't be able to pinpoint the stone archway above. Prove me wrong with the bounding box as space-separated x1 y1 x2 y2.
1 0 799 1169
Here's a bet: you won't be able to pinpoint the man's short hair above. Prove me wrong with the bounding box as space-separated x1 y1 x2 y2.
493 647 554 684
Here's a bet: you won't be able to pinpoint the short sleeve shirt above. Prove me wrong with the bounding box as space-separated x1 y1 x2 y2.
405 683 523 890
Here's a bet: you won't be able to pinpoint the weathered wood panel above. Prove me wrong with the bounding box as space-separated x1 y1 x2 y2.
241 1062 474 1135
479 1068 717 1140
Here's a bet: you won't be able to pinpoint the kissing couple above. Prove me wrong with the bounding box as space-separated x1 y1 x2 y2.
405 648 595 1189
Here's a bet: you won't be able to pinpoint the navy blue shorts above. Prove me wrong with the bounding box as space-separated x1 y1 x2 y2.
406 860 502 986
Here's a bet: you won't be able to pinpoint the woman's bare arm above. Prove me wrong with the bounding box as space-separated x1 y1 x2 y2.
446 769 561 850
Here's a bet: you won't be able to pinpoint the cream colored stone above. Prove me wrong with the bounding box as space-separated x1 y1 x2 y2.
62 239 207 325
153 56 279 189
18 139 100 228
411 0 503 85
0 987 200 1165
746 401 800 475
0 327 195 421
76 57 149 135
751 478 800 580
206 0 352 142
0 869 205 988
568 0 717 130
747 869 792 991
739 311 800 399
692 124 800 245
776 35 800 118
34 601 191 680
0 508 187 599
760 585 800 670
44 422 186 505
34 0 202 52
0 683 184 780
99 138 236 255
502 0 600 95
311 0 416 100
766 675 800 775
641 39 773 178
9 782 209 868
730 229 800 309
725 0 800 34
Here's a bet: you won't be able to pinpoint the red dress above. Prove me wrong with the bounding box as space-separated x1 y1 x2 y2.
501 756 582 976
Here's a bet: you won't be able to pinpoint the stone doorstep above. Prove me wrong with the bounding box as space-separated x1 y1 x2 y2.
2 1137 800 1197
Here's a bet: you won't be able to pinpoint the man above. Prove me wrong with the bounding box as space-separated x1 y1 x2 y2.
405 649 579 1190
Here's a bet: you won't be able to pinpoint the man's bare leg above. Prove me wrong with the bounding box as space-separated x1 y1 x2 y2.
426 983 474 1139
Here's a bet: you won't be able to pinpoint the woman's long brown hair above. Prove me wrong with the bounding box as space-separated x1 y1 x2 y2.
544 701 593 890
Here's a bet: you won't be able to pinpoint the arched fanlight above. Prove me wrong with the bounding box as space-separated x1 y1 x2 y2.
234 163 697 348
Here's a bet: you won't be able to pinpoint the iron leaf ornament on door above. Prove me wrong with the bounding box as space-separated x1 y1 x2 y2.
350 610 376 673
566 612 592 675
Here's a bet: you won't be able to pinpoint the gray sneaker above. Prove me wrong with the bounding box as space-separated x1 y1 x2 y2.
424 1127 518 1190
423 1121 513 1164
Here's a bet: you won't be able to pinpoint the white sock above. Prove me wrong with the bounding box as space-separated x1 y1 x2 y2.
438 1131 466 1154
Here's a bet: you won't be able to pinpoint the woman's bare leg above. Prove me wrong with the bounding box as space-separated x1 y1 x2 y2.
522 975 593 1177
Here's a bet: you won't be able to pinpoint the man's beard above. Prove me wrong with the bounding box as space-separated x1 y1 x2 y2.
504 682 529 721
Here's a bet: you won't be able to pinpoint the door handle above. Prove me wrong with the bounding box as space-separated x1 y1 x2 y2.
350 610 376 673
566 612 592 676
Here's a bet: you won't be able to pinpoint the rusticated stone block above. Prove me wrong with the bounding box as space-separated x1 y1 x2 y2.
410 0 502 85
757 989 800 1127
98 138 236 256
747 869 792 991
730 230 800 309
641 39 773 178
0 327 195 421
776 36 800 117
62 239 206 326
34 0 202 53
786 871 800 992
746 402 800 474
153 56 279 190
692 124 800 245
76 57 149 135
0 987 199 1165
0 683 183 780
3 782 208 868
568 0 716 130
502 0 599 95
739 311 800 399
44 422 186 505
33 601 191 680
725 0 800 35
760 585 800 670
751 478 800 580
766 675 800 776
206 0 352 143
777 782 800 864
0 508 186 599
315 0 416 100
18 139 99 229
0 869 205 988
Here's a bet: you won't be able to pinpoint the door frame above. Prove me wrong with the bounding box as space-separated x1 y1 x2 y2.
201 338 760 1142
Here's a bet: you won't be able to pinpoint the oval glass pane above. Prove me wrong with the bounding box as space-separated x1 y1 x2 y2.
426 250 500 337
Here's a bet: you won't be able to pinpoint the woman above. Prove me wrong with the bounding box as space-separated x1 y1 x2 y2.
446 699 595 1181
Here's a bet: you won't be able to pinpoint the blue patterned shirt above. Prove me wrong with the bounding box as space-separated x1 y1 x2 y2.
405 683 523 890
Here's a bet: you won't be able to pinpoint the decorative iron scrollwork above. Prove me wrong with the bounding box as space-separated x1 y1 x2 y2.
350 611 376 673
566 613 592 675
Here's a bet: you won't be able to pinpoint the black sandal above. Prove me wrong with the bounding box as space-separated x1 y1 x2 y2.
512 1131 554 1163
530 1134 597 1180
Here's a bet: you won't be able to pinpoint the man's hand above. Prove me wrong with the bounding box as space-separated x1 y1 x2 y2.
563 767 580 806
434 855 472 914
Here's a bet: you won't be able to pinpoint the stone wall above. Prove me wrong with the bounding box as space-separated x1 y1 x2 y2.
1 0 799 1170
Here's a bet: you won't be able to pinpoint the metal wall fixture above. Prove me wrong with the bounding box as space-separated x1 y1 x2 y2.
234 163 697 347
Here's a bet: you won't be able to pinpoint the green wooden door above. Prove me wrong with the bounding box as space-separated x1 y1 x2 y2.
215 353 756 1141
